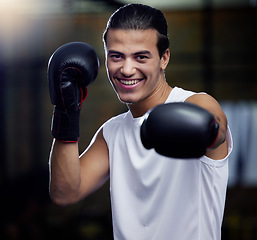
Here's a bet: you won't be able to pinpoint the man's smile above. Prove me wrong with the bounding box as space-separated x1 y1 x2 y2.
115 77 144 86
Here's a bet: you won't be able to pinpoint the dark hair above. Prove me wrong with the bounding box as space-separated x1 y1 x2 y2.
103 4 170 58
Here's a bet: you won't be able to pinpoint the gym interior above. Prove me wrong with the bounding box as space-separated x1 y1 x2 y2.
0 0 256 239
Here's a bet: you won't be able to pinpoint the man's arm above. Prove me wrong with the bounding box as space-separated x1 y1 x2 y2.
140 92 228 159
186 93 228 160
49 128 109 206
47 42 107 205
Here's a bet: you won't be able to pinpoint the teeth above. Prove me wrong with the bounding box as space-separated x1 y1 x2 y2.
120 79 140 85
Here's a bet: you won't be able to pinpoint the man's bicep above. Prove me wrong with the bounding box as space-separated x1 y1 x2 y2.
186 93 227 130
79 128 110 198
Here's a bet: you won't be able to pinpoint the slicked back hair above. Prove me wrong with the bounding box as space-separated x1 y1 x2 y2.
103 4 170 58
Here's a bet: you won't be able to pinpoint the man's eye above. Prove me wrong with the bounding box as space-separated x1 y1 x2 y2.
137 55 148 60
111 55 121 59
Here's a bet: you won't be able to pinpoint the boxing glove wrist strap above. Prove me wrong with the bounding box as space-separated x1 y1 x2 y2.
51 107 80 142
207 121 219 148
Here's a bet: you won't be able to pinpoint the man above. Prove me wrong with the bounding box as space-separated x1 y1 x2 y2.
48 4 232 240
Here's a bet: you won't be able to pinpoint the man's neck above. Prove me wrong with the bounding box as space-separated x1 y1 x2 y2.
128 83 172 118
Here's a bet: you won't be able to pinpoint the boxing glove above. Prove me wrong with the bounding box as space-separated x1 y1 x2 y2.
140 102 219 158
48 42 99 142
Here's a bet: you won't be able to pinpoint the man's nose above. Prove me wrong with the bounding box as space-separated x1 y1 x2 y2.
120 59 136 76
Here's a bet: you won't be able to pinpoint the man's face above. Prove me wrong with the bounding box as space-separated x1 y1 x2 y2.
105 29 169 105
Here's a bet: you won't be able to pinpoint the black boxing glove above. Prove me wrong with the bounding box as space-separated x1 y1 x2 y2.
140 102 219 158
48 42 99 142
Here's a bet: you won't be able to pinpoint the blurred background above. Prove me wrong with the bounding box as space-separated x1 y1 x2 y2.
0 0 256 239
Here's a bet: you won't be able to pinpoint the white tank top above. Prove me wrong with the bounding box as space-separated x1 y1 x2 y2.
102 87 233 240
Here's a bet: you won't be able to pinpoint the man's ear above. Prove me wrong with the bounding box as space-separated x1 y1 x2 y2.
160 49 170 70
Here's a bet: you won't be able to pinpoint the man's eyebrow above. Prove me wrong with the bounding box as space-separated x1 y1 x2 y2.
134 50 152 55
108 50 124 55
108 50 152 56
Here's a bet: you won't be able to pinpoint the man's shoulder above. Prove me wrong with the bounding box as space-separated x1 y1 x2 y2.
101 111 131 142
103 111 129 128
167 86 197 103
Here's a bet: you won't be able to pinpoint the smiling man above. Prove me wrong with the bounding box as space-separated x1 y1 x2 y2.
48 4 233 240
105 28 171 117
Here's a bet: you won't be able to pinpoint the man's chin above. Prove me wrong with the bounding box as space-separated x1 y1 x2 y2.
118 98 133 105
117 95 135 105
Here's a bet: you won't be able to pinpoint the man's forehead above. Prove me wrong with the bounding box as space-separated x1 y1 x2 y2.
105 29 158 52
107 28 157 40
